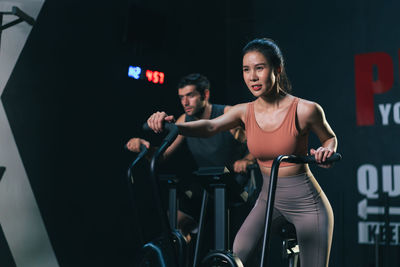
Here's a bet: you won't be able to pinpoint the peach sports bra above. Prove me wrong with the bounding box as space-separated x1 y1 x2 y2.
245 97 308 168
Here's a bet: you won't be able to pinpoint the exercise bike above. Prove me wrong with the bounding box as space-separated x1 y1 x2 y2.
127 123 188 267
127 123 256 267
259 153 342 267
190 166 245 267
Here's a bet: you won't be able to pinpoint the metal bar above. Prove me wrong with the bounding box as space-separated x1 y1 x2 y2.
214 185 226 250
260 155 287 267
168 182 177 229
375 233 380 267
0 167 5 182
12 6 35 25
193 189 209 267
0 6 35 32
0 18 23 31
0 14 2 56
150 144 171 234
383 193 390 267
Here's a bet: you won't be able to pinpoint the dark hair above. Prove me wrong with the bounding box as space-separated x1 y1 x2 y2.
178 73 210 96
242 38 292 93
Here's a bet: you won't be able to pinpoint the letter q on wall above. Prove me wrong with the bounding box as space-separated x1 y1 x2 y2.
357 164 379 199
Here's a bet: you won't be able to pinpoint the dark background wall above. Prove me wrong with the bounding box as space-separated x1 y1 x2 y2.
1 0 399 266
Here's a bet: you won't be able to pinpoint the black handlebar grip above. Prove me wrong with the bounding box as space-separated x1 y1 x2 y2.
142 122 179 147
298 152 342 164
246 163 259 171
162 123 179 145
142 122 151 132
142 122 176 132
139 144 147 152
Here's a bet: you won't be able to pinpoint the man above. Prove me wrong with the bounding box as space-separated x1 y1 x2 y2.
126 73 256 241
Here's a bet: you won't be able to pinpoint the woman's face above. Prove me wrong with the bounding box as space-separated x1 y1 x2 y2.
242 51 277 97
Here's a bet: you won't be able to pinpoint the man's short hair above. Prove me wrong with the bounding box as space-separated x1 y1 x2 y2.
178 73 210 96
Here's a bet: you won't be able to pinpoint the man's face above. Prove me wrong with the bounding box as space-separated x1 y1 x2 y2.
178 85 205 117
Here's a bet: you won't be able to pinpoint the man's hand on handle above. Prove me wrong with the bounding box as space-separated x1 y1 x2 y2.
233 159 254 173
126 138 150 153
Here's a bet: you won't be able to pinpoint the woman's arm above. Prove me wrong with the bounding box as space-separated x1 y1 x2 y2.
177 103 247 137
298 100 337 165
147 103 247 138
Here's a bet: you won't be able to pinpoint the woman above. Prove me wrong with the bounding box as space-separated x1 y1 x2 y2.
147 38 337 267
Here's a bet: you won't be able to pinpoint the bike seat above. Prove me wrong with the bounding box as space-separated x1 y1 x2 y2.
193 166 249 205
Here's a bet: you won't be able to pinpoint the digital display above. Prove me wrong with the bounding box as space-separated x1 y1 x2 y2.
128 66 165 84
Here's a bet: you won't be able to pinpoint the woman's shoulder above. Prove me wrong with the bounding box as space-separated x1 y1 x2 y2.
222 102 253 125
296 97 319 111
226 102 252 112
296 97 325 122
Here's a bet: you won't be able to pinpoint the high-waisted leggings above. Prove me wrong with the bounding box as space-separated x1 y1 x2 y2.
233 171 334 267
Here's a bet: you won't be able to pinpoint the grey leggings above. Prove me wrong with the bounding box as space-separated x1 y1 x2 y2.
233 171 334 267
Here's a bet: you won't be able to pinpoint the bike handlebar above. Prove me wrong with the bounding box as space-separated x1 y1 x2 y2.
246 153 342 172
280 152 342 165
142 122 179 148
141 122 180 239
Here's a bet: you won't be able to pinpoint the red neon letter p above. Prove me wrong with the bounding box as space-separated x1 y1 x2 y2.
355 52 393 126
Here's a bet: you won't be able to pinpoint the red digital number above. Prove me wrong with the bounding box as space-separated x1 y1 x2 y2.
159 72 165 84
144 69 165 84
153 71 159 83
146 70 153 82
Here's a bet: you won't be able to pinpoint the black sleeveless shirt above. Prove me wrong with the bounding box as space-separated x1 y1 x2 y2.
184 104 247 169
